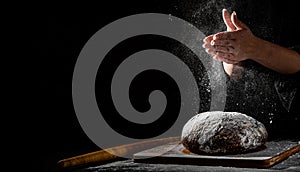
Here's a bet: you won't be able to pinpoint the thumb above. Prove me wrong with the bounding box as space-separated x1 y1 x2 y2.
231 11 249 30
222 9 235 31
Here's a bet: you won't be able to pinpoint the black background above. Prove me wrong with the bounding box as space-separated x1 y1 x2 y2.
28 1 184 171
21 0 299 171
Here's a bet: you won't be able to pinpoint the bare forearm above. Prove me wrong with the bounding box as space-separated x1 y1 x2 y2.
251 38 300 74
203 9 300 75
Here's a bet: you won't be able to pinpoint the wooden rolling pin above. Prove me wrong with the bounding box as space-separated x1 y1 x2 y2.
57 136 180 168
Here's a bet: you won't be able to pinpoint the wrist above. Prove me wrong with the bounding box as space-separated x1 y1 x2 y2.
250 37 271 62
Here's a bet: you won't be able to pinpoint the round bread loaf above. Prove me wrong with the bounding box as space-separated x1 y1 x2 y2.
181 111 268 154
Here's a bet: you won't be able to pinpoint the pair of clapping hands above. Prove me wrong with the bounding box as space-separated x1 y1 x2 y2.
202 9 300 76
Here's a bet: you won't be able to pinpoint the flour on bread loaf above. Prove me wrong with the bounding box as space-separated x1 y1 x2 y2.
181 111 268 154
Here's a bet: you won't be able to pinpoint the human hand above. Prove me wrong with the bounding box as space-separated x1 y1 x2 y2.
203 9 260 64
203 9 300 75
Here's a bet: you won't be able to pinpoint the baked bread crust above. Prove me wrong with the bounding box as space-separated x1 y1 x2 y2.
181 111 268 154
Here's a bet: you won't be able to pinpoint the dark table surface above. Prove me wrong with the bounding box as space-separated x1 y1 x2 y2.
73 155 299 172
70 141 300 172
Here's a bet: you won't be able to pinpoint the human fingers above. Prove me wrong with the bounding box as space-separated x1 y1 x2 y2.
203 35 216 55
213 55 238 64
222 58 239 64
202 42 213 49
211 39 235 46
231 11 249 30
202 37 216 54
213 31 236 40
202 40 217 54
213 45 235 54
203 35 214 43
203 43 216 55
222 9 236 31
213 55 222 62
214 53 238 64
206 49 217 55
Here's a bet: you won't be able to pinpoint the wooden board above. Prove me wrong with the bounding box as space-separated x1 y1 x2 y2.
134 141 300 169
